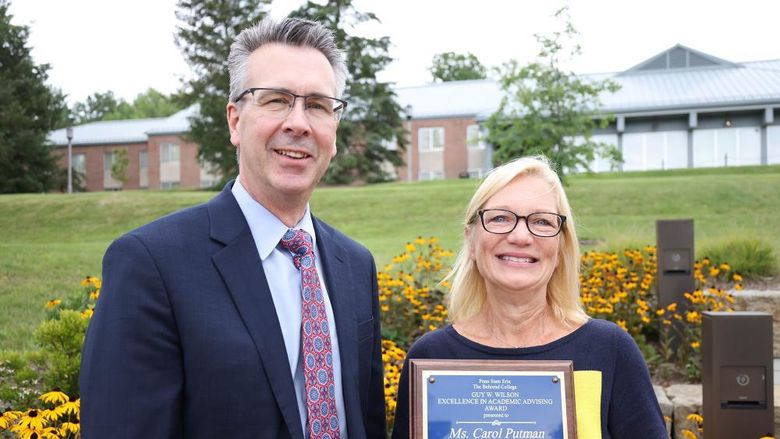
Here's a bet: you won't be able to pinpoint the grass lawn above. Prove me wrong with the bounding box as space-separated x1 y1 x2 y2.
1 165 778 351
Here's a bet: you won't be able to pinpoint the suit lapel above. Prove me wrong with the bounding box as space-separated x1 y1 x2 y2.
208 185 305 439
314 218 364 438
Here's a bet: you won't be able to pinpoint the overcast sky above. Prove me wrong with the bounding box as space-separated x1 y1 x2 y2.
8 0 780 106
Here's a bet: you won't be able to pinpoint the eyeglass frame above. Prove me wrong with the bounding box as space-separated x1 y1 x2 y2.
476 209 567 238
233 87 348 122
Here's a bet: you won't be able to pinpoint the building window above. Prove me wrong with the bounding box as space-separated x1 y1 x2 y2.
466 124 489 178
199 159 220 188
160 143 180 163
103 151 121 190
159 143 181 189
588 134 619 172
72 153 86 175
768 126 780 165
467 124 482 149
622 131 687 171
693 127 761 168
139 150 149 188
70 153 86 190
160 181 180 190
419 170 444 180
418 127 444 151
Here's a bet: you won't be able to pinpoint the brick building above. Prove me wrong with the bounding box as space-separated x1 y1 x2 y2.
395 44 780 180
49 45 780 190
49 105 219 191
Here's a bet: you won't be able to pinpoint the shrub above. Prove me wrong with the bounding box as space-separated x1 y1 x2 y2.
378 237 453 429
378 237 452 347
701 237 777 279
581 247 740 382
0 277 97 438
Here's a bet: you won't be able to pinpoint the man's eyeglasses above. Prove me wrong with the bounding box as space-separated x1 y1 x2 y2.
477 209 566 237
234 87 348 123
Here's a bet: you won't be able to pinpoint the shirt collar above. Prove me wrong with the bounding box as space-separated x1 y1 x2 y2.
231 178 317 261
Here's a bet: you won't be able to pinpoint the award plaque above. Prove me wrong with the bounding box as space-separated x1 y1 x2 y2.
409 359 577 439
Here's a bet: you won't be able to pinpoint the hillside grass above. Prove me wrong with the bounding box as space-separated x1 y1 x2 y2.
1 165 778 351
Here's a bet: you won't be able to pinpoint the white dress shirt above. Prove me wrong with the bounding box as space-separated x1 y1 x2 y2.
232 179 347 438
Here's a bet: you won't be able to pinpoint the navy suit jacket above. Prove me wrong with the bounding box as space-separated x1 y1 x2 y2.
80 183 386 438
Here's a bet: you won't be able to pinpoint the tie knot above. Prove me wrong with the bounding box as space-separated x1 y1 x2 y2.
280 229 314 269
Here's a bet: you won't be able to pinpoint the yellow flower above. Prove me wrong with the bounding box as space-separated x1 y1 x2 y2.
405 243 416 252
81 308 94 319
59 421 80 435
44 299 61 310
90 289 100 300
681 430 698 439
16 409 48 430
732 273 743 282
1 409 22 429
709 267 720 277
52 398 79 417
686 311 702 324
686 412 704 424
39 389 69 405
690 341 700 349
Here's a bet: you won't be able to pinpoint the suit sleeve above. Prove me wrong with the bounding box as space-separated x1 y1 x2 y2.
361 254 388 438
80 234 184 438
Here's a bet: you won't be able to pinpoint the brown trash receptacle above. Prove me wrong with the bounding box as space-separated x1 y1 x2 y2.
703 311 774 438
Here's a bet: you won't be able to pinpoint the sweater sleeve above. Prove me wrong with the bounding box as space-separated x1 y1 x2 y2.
606 327 668 438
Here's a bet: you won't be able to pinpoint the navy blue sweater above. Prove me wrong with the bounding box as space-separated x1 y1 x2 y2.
391 319 667 439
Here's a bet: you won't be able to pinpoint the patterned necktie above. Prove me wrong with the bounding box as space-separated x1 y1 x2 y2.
280 229 341 439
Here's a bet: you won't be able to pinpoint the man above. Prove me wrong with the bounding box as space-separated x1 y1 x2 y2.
80 17 385 438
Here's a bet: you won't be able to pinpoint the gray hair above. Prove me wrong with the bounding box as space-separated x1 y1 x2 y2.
227 17 348 102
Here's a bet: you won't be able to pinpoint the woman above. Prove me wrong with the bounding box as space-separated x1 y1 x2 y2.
392 156 666 439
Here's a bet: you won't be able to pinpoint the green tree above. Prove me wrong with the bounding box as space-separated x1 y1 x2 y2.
291 0 407 184
429 51 487 82
71 88 182 124
175 0 270 182
0 0 68 193
484 7 620 179
70 90 125 124
105 88 183 120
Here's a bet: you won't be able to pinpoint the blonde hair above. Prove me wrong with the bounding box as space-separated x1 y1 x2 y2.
446 155 588 326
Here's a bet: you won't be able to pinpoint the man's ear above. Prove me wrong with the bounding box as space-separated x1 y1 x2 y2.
227 102 241 147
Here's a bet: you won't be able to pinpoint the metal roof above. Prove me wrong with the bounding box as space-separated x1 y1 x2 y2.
601 60 780 114
394 79 503 120
48 46 780 145
48 105 197 146
395 47 780 120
